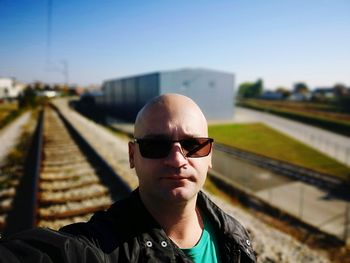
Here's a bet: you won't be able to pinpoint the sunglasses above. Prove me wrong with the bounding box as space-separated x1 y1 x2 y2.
134 137 214 159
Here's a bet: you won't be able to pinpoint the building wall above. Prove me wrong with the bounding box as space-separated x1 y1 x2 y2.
0 78 14 99
101 73 159 120
159 69 235 120
98 69 235 121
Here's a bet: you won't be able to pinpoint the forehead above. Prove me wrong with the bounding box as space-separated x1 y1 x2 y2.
135 103 208 138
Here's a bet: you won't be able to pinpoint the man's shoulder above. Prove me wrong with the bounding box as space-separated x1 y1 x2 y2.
3 227 75 244
60 193 133 241
0 228 104 263
59 189 156 252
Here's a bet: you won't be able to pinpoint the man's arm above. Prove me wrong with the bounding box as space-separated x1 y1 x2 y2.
0 228 104 263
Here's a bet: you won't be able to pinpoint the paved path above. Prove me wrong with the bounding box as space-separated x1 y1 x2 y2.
106 116 134 136
233 107 350 166
256 181 349 241
0 112 31 166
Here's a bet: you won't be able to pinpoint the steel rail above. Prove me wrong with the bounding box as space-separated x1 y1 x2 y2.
3 110 44 237
2 105 131 237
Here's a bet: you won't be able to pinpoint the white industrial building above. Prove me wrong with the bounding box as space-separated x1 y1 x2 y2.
0 78 25 100
97 68 235 121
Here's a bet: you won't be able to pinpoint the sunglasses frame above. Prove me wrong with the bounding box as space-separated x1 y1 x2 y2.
134 137 214 159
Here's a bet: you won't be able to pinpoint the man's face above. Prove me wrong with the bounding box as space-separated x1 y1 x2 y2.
129 98 212 204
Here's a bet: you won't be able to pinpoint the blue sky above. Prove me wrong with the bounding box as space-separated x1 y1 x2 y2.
1 0 349 89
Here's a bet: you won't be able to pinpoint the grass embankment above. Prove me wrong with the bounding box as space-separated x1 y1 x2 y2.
237 99 350 136
0 111 38 233
209 123 350 180
0 102 23 130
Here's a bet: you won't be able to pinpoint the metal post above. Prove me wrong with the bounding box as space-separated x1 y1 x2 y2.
299 183 304 219
344 202 349 243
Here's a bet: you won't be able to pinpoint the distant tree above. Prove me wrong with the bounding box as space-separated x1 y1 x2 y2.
333 83 350 112
333 83 348 98
43 84 51 91
275 86 291 99
293 82 309 94
33 81 44 91
255 79 263 95
18 85 37 108
238 79 263 98
337 95 350 113
238 82 254 98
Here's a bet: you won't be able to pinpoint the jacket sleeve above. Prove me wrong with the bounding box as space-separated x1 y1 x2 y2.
0 228 105 263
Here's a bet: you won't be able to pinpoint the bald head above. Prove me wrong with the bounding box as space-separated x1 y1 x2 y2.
134 94 208 138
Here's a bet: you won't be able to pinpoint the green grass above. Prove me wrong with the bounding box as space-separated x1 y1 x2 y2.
209 123 350 180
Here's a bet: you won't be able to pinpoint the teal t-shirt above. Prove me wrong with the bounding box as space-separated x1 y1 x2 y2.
181 215 220 263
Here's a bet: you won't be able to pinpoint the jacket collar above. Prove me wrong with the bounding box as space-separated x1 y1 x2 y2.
197 191 256 262
110 188 255 262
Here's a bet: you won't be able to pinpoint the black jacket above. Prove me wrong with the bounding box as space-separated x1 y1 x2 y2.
0 190 256 262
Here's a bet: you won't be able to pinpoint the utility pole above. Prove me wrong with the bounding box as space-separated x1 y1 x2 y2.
46 0 52 65
61 60 69 87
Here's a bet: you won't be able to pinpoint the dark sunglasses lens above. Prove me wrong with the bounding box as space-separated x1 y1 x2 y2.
137 138 213 159
138 140 171 159
181 138 212 157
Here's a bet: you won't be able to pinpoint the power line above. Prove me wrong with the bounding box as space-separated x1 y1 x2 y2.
46 0 52 65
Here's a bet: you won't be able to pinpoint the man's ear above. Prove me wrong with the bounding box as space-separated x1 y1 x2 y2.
128 141 135 168
208 151 212 169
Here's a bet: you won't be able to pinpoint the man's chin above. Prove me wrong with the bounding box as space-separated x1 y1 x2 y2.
164 186 198 203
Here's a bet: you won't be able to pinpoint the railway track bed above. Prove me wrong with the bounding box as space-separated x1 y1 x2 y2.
1 106 130 236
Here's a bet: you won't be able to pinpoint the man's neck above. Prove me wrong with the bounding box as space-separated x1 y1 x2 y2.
140 191 204 249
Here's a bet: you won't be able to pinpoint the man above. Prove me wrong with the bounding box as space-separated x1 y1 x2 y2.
0 94 256 262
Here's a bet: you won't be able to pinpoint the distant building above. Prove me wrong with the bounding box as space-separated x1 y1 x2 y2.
260 90 284 100
37 90 57 98
96 68 235 121
0 77 25 100
288 92 311 101
312 87 335 100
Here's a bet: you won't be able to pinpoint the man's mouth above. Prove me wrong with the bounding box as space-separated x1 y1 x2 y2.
162 176 187 180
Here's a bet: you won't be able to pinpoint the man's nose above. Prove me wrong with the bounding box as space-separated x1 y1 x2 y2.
164 142 188 167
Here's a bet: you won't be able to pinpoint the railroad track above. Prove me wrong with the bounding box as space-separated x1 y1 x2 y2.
2 106 131 237
214 143 350 197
